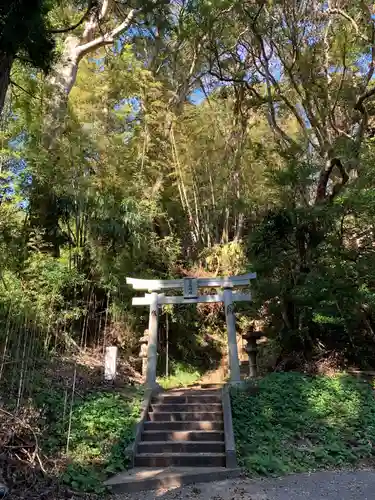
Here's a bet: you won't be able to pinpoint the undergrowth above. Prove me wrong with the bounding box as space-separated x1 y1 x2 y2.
36 386 143 493
157 361 201 389
231 372 375 475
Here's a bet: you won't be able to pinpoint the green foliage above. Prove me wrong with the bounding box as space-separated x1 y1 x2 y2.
200 242 247 276
245 150 375 367
0 249 86 333
157 360 201 389
157 302 225 376
231 373 375 475
0 0 55 71
63 391 142 492
35 386 144 493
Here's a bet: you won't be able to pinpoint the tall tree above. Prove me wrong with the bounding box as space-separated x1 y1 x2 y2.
186 0 375 203
27 0 169 255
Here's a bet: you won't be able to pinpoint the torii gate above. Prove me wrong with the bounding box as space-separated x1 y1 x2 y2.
126 273 256 387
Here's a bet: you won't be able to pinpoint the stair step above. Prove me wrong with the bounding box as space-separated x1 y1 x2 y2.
151 403 222 413
153 395 222 404
165 390 221 397
148 412 223 422
168 383 222 389
138 441 225 454
189 384 223 389
143 421 224 431
135 453 226 468
141 430 224 442
105 467 242 494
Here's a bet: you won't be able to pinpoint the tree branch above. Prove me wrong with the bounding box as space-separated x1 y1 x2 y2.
315 157 349 203
327 8 368 42
99 0 111 19
10 79 35 99
274 46 323 151
207 43 265 104
82 0 112 43
248 16 312 148
330 39 347 131
49 0 96 34
354 86 375 114
77 8 137 57
365 22 375 87
329 159 350 202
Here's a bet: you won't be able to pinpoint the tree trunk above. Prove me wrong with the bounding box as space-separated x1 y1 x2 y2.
28 37 81 255
43 36 81 140
0 53 13 117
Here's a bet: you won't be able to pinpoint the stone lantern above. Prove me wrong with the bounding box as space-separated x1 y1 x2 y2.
242 326 262 378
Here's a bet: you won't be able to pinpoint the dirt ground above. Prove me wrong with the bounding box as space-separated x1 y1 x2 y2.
114 469 375 500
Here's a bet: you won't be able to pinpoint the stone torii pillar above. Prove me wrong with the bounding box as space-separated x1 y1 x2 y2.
139 330 149 378
223 287 241 384
145 292 159 389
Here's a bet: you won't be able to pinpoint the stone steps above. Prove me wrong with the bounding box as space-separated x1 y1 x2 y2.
136 387 227 468
155 395 221 404
138 440 225 454
164 388 222 396
105 386 240 493
105 467 241 494
151 403 222 412
143 420 224 431
148 411 224 422
141 430 224 441
135 452 226 468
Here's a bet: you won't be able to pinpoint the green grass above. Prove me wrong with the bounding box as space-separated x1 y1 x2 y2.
157 361 201 389
231 372 375 476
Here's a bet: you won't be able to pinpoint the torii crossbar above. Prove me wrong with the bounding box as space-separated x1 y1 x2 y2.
126 273 257 387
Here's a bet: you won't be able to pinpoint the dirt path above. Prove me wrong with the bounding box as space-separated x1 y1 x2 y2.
114 469 375 500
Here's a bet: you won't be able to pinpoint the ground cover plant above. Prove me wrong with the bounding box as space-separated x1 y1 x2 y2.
231 373 375 475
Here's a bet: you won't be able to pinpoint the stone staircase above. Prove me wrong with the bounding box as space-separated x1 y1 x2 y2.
105 385 240 493
136 387 225 467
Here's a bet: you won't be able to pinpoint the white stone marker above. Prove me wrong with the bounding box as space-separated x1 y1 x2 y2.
104 346 118 382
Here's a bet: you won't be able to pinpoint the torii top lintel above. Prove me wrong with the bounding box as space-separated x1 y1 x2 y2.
126 273 257 292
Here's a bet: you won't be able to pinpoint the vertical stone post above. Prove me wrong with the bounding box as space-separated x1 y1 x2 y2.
248 337 258 378
146 292 159 389
242 328 262 378
139 330 149 379
104 346 118 382
223 288 241 383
